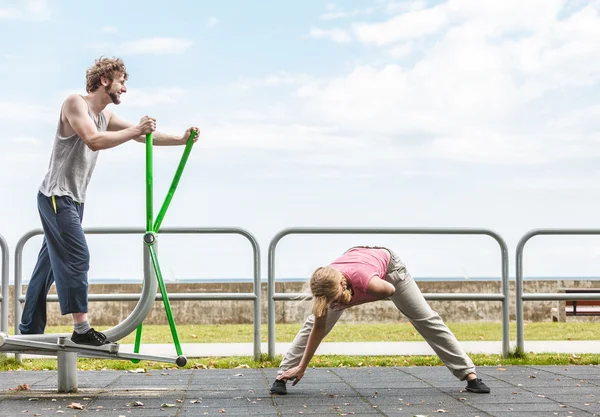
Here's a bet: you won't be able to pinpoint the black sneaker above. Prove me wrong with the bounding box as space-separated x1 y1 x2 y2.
465 378 491 393
71 328 112 347
95 330 108 342
270 379 287 395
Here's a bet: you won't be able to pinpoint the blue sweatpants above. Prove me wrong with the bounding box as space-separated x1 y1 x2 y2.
19 191 90 334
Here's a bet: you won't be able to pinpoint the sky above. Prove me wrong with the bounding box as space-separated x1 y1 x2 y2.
1 0 600 284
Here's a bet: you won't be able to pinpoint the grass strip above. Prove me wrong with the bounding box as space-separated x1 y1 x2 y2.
6 322 597 343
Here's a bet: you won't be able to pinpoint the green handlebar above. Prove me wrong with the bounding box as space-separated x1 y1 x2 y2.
135 128 197 363
153 130 197 232
145 133 153 232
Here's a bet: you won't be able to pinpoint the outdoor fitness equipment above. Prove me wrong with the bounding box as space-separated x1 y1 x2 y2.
0 130 197 391
134 129 198 364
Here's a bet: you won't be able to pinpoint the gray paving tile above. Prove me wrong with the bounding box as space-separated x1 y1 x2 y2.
476 402 589 412
550 395 600 403
376 404 493 417
489 412 596 417
1 366 599 416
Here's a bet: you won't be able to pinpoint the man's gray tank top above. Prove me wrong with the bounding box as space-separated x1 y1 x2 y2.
39 97 107 203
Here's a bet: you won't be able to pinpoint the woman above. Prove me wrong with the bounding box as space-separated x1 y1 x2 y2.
270 245 491 395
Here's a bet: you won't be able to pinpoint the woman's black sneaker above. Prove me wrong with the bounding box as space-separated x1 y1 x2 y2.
270 379 287 395
465 378 491 393
71 328 111 346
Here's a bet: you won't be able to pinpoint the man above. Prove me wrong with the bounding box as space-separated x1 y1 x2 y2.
18 57 200 346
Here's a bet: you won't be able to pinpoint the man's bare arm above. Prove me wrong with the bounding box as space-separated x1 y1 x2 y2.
63 95 149 151
107 110 197 146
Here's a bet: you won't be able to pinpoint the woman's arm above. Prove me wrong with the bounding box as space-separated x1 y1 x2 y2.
366 275 396 299
277 313 328 384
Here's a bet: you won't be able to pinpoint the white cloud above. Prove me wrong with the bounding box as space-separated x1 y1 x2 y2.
352 3 449 45
119 37 194 55
319 5 376 20
352 0 572 46
83 41 111 51
233 110 265 120
10 136 43 145
387 42 413 58
197 118 386 166
320 9 364 20
82 37 195 56
421 131 588 165
308 27 353 43
296 64 421 133
384 0 429 14
288 0 600 165
0 0 50 21
318 2 427 20
509 171 600 191
101 26 118 34
121 87 190 107
546 105 600 133
206 16 219 28
0 101 56 123
0 8 19 19
201 122 325 151
85 38 194 55
233 71 314 90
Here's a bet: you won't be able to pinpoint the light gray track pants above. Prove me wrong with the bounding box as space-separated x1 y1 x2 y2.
277 248 476 381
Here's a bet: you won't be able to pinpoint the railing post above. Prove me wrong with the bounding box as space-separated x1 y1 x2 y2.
0 233 9 361
516 228 600 352
0 233 9 335
515 231 529 352
498 232 510 358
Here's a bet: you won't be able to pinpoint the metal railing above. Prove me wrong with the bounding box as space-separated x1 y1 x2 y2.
267 227 510 358
0 233 8 334
5 224 600 362
516 228 600 351
14 227 262 360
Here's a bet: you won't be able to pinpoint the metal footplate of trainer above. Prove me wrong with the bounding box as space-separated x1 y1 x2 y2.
57 336 119 354
0 333 187 366
0 333 119 355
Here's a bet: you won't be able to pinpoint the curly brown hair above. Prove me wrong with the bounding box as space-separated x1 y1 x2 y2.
85 56 129 93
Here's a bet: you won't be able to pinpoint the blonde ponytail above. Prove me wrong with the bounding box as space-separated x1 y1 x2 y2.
309 266 350 317
312 296 329 318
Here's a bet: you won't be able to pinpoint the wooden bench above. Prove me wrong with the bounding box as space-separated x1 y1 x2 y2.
565 288 600 316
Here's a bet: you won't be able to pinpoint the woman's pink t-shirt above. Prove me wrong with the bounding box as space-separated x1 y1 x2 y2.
329 247 390 310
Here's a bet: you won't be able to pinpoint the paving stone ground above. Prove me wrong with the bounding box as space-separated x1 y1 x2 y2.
0 365 598 416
